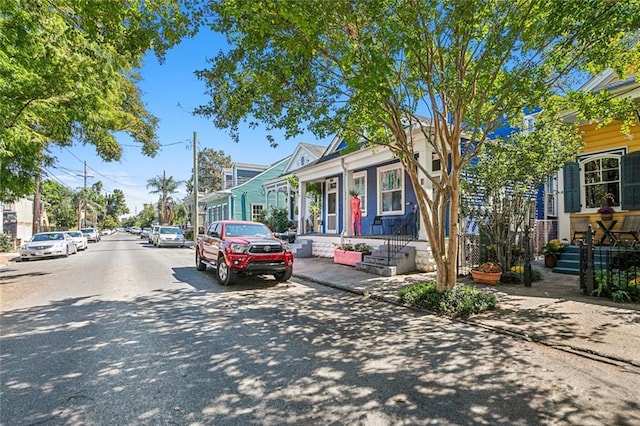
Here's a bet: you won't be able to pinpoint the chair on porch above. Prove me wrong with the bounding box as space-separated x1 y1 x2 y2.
611 214 640 245
370 216 384 235
393 205 419 238
571 216 591 244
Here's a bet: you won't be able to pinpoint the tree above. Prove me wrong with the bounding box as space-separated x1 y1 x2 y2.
106 189 129 218
147 172 182 225
136 204 158 228
0 0 195 201
186 148 233 194
195 0 639 291
41 180 77 229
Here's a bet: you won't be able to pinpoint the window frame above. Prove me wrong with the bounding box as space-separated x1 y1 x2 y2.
377 164 404 215
251 203 265 222
578 149 624 213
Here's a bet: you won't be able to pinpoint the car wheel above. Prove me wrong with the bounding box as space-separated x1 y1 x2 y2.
274 267 293 282
196 251 207 271
64 247 69 258
216 256 236 286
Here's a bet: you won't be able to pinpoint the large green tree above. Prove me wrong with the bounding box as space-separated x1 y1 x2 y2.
195 0 639 291
186 148 233 194
41 180 77 228
0 0 195 200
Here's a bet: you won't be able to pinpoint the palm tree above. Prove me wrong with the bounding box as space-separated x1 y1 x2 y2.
146 171 182 225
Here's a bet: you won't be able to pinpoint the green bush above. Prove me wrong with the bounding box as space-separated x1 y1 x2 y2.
398 281 497 318
0 233 14 252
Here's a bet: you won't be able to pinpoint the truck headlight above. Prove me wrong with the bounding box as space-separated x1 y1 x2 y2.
230 244 248 254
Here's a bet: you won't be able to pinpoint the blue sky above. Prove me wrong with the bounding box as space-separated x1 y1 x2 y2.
48 29 328 216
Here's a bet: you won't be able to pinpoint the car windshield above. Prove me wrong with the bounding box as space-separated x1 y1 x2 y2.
68 231 82 237
80 228 94 234
32 233 64 241
225 223 271 237
160 227 182 235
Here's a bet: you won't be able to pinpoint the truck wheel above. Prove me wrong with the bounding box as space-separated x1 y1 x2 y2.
196 251 207 271
216 257 236 285
274 267 293 282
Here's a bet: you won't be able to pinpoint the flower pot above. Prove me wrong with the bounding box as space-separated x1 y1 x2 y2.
544 254 558 268
470 270 501 285
600 213 613 221
333 249 365 267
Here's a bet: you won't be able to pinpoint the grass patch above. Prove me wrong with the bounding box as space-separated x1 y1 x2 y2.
398 281 497 318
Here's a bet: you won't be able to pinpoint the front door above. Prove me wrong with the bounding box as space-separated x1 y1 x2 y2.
326 178 338 234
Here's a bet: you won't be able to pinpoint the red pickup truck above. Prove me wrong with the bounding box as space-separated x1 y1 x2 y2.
195 220 294 285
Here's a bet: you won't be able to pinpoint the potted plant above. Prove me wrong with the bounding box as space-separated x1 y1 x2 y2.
597 205 615 221
333 242 372 267
542 239 563 268
470 262 502 285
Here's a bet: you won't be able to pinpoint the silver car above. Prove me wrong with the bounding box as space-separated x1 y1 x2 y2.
20 232 77 261
81 227 101 242
155 226 185 248
65 231 88 251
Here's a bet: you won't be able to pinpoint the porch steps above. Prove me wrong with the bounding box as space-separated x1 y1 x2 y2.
357 245 416 276
552 245 610 275
291 238 313 258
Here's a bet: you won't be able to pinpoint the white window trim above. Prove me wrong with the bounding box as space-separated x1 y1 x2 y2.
377 164 405 215
353 171 367 217
579 150 624 213
251 203 265 222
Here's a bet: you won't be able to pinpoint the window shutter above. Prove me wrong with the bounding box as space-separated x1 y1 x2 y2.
563 162 580 213
622 152 640 210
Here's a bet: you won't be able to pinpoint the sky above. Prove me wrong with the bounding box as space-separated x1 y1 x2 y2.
48 28 328 217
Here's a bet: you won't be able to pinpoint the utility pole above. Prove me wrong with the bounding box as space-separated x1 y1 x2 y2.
32 173 42 234
77 161 93 228
193 131 199 247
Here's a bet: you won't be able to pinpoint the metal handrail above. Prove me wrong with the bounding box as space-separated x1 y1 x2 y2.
384 233 416 266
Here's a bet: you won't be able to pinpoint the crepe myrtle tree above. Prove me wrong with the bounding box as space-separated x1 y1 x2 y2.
194 0 639 291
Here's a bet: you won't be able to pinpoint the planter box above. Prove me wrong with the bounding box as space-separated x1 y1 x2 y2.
471 270 501 285
333 249 365 267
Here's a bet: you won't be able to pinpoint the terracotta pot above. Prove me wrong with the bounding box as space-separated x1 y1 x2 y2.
600 213 613 221
470 270 501 285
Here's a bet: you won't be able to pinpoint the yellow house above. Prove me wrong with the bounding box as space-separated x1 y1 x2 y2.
559 69 640 244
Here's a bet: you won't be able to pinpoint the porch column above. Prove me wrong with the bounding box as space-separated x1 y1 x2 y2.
344 170 354 236
298 182 307 234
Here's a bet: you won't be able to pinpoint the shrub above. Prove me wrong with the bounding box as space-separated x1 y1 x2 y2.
0 233 14 252
398 281 497 318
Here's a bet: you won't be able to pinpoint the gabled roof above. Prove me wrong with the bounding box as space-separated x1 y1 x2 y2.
280 142 327 175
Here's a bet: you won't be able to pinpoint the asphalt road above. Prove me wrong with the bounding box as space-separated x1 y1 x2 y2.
1 233 639 425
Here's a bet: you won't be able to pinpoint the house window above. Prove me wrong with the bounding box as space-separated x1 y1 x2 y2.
353 172 367 216
581 154 621 210
251 203 264 222
546 173 558 217
378 165 404 214
432 152 441 172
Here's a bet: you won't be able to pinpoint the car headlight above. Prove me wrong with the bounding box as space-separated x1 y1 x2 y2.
283 243 292 252
229 244 249 254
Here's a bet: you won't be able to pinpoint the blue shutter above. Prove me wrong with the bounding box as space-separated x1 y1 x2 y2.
622 152 640 210
563 162 580 213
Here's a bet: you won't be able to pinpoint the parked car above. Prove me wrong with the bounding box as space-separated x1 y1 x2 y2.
149 225 160 245
195 220 294 285
81 227 101 242
140 228 151 239
155 226 186 248
65 230 88 251
20 232 77 261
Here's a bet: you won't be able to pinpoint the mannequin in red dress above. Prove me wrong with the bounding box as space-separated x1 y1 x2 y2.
351 193 362 236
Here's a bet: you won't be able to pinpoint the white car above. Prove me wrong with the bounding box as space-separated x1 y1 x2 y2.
81 227 101 242
20 232 77 261
65 231 88 251
155 226 186 248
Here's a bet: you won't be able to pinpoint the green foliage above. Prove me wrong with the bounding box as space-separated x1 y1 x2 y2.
186 148 232 194
147 174 182 224
0 232 14 252
260 207 293 233
398 282 497 318
334 242 372 252
0 0 196 200
196 0 639 291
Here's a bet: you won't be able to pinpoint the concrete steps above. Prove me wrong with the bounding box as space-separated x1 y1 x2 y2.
356 244 416 276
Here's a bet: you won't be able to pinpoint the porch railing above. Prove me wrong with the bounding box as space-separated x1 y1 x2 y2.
384 232 416 266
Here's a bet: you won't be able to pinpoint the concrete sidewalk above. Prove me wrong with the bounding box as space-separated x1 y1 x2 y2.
293 257 640 368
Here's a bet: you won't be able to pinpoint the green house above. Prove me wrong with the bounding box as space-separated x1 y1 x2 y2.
201 157 290 227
